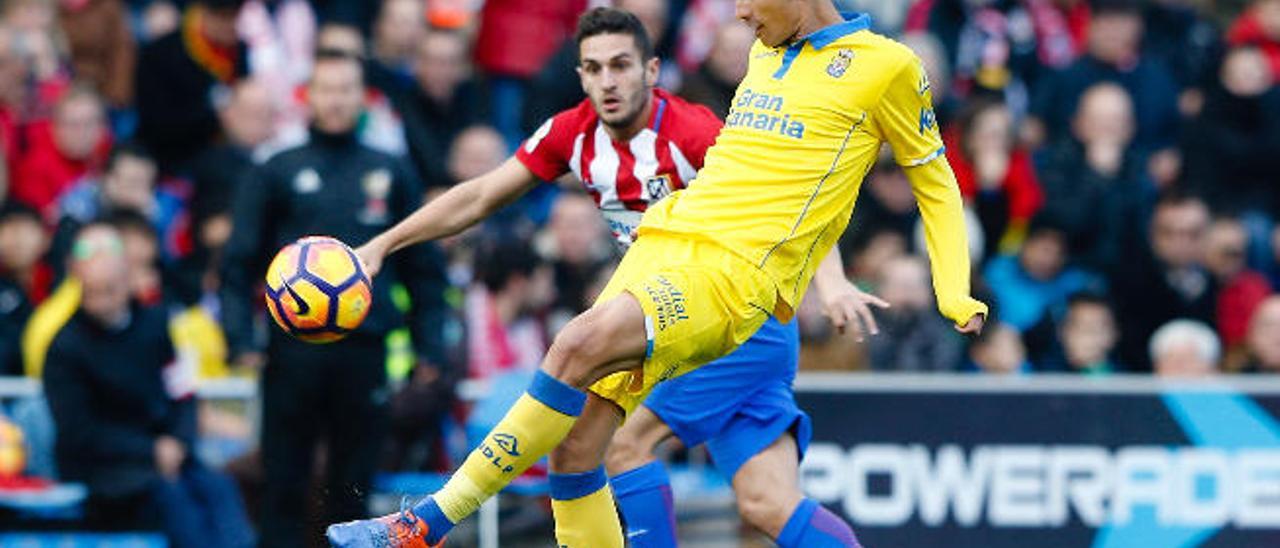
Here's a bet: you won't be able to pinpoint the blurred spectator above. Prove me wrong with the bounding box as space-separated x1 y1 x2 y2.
969 322 1031 374
466 236 555 380
847 229 907 284
904 0 1074 104
1149 318 1220 377
900 32 958 125
677 20 752 118
983 215 1092 333
237 0 315 108
1035 82 1150 270
0 273 29 376
1204 217 1272 367
1142 0 1220 96
219 51 449 548
539 192 612 331
57 0 135 108
944 98 1043 255
1227 0 1280 82
3 0 69 104
370 0 424 80
392 29 490 189
843 151 918 252
0 203 52 304
12 85 111 220
1244 295 1280 372
1055 292 1119 374
866 255 964 372
111 209 164 304
1112 193 1217 371
270 23 408 157
1184 47 1280 216
139 1 181 42
446 125 507 188
1028 0 1181 155
0 204 43 376
188 79 276 295
43 224 253 547
49 143 186 277
135 0 246 170
474 0 587 146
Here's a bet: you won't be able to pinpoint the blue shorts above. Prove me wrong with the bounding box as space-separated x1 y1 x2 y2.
642 317 812 479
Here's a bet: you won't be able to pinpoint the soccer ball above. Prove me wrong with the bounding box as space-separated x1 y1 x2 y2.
264 236 372 343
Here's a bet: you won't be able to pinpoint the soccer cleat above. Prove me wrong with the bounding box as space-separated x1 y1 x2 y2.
326 507 443 548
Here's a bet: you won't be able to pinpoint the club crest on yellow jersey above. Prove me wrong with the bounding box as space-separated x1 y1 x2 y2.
826 48 854 78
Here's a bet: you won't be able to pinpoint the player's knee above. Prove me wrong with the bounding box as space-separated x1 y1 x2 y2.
603 431 648 475
549 433 604 473
544 318 610 388
736 486 790 534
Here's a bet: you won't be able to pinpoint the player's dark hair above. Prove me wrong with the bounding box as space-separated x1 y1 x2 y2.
105 141 155 174
475 236 545 292
575 7 655 61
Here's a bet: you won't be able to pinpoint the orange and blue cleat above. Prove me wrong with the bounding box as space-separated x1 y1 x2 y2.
326 507 443 548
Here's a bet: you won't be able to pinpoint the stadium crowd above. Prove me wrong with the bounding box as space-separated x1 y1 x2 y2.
1 0 1280 544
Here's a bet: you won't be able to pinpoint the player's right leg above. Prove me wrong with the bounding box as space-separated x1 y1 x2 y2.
326 293 649 547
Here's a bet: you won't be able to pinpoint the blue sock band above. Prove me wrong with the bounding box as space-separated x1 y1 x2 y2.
778 498 860 548
549 466 608 500
609 461 669 496
528 370 587 416
778 499 819 547
411 496 454 544
609 461 677 548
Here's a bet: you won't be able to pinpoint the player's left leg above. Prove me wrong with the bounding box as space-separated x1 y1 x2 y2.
604 405 679 547
732 434 860 547
547 393 628 547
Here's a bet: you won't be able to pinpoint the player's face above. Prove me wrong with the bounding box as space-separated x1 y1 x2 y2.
735 0 803 48
308 59 365 134
578 33 658 131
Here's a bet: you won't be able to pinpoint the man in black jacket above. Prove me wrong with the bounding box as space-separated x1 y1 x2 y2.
43 224 252 547
219 50 450 548
135 0 247 171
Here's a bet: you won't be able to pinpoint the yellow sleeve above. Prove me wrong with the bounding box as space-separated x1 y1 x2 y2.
903 160 988 326
873 55 988 326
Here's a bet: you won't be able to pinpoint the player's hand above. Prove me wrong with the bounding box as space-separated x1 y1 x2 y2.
955 313 986 335
821 282 890 342
355 240 387 279
154 435 187 480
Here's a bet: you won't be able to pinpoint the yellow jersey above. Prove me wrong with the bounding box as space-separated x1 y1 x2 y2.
637 13 987 325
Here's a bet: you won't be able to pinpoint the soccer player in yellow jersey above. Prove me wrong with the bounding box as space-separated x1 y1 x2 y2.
328 1 986 546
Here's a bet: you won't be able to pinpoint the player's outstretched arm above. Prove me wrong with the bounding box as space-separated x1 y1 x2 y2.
905 159 987 334
358 157 540 276
875 52 987 333
810 247 890 341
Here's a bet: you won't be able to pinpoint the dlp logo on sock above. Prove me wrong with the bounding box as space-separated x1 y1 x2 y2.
480 433 521 474
493 433 521 456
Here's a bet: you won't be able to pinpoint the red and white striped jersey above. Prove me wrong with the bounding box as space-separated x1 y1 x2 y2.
516 88 723 248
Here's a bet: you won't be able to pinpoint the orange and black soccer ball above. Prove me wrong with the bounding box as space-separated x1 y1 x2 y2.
264 236 372 343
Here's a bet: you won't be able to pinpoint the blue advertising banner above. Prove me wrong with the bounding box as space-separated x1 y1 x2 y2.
795 374 1280 548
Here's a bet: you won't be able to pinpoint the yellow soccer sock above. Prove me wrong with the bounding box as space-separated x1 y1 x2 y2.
550 467 624 548
432 370 587 525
